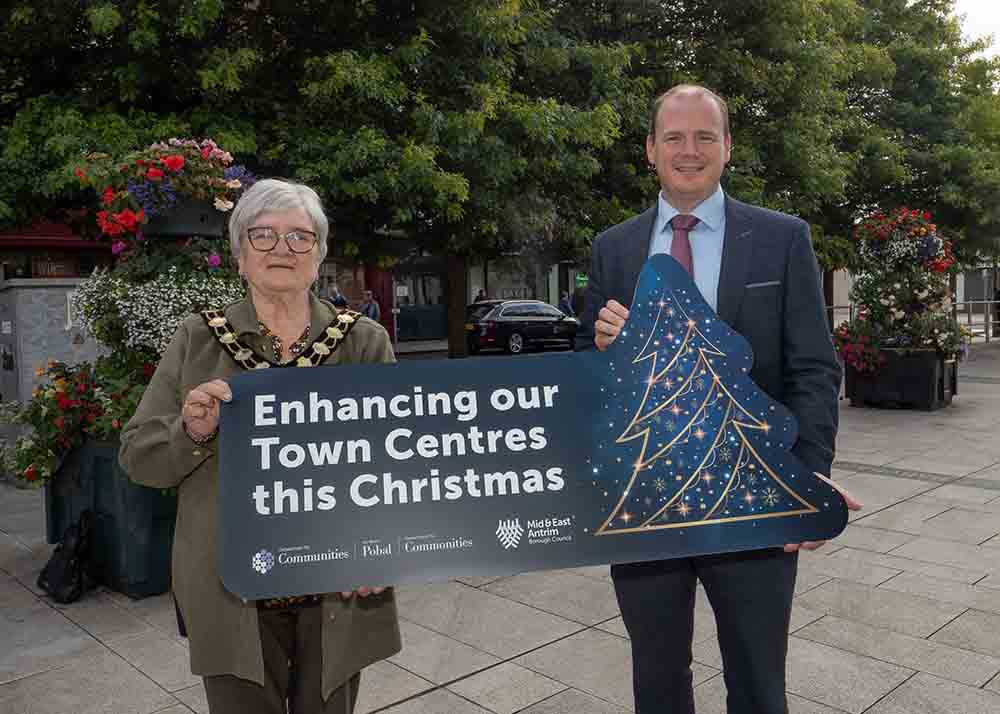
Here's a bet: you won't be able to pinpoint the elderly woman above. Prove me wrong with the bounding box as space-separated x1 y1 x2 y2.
120 179 400 714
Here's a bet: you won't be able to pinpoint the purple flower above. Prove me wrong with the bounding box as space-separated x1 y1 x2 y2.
206 254 222 268
111 241 129 255
224 165 257 190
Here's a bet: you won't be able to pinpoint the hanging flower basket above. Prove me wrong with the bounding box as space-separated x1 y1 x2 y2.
833 207 965 411
143 196 225 239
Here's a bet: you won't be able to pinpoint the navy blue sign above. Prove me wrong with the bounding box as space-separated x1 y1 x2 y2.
219 255 847 599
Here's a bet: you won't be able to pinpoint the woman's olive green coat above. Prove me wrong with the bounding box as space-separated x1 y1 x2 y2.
119 295 401 699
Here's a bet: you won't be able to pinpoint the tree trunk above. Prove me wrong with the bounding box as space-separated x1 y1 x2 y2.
447 255 469 358
823 269 835 331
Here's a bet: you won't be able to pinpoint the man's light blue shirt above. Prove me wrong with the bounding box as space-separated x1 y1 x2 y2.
649 185 726 311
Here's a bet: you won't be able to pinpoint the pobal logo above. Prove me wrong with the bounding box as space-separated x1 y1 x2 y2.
252 549 275 575
496 518 524 550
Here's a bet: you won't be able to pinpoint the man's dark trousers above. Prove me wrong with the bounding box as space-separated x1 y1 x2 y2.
613 549 798 714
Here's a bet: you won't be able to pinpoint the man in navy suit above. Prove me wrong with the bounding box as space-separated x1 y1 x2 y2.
577 85 857 713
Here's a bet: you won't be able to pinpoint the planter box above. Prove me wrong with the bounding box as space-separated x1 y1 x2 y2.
845 349 957 411
143 197 225 239
44 440 176 599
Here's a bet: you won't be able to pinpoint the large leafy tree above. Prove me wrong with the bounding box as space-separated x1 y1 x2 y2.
4 0 1000 348
0 1 643 355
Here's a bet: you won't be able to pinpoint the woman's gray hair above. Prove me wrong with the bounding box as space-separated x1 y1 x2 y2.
228 178 330 262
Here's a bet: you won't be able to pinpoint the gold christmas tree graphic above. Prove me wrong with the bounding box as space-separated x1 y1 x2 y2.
595 291 818 536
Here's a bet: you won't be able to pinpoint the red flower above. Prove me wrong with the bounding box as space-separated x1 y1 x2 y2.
54 416 65 429
76 382 87 394
55 394 79 410
142 363 156 380
96 210 124 237
23 465 37 481
161 154 186 172
114 208 142 233
201 146 212 159
73 167 87 184
112 418 120 429
101 187 116 206
146 167 164 181
923 212 931 221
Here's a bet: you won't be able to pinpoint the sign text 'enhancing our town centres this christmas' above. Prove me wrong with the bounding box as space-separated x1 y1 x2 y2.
248 384 568 515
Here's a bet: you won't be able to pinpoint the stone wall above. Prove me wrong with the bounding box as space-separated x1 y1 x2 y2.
0 278 106 405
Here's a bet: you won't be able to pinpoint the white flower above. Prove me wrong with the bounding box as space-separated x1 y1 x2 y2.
214 198 235 211
254 362 270 369
297 356 313 367
312 342 331 355
326 326 344 339
235 349 253 360
226 179 242 189
208 316 227 327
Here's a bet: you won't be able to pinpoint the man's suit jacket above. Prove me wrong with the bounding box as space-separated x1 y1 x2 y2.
576 196 842 478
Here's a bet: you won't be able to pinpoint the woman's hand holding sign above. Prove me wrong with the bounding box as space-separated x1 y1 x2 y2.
183 379 232 441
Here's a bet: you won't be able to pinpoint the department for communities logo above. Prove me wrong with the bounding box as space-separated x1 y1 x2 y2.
496 518 524 550
252 549 275 575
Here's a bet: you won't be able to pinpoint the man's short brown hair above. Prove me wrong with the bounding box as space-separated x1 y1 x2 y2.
649 85 730 138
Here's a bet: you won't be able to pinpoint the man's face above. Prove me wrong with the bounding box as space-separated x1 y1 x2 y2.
646 92 731 209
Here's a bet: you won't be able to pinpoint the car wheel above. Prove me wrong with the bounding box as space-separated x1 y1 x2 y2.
507 332 525 354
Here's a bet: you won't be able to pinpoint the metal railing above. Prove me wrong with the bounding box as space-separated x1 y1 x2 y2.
826 300 1000 343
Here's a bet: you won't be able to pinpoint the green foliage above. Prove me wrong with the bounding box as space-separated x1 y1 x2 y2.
0 354 156 486
2 0 1000 355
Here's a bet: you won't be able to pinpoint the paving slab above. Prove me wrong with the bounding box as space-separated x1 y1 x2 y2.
174 684 208 714
930 609 1000 658
795 579 965 637
890 535 1000 572
375 688 493 714
446 661 566 714
106 629 200 693
796 615 1000 686
482 569 620 625
54 592 155 642
866 672 1000 714
878 571 1000 613
395 582 582 659
828 525 917 554
818 547 989 584
517 688 631 714
782 636 913 714
389 619 499 684
0 649 175 714
0 601 104 685
355 660 436 714
515 627 716 711
694 674 849 714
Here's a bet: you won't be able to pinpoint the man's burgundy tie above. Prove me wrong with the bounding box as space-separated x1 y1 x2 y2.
669 214 700 277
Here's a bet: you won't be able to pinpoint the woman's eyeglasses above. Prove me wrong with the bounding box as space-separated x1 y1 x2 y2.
246 226 318 254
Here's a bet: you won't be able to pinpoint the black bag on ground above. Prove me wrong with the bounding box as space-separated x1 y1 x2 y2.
37 509 94 603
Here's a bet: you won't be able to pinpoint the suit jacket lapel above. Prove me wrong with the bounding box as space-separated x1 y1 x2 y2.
717 197 753 325
624 205 658 307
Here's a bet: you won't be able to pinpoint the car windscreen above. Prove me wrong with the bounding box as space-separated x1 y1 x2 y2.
467 305 495 321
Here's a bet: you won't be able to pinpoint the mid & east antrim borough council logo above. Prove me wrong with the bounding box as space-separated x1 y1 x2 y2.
252 549 275 575
496 518 524 549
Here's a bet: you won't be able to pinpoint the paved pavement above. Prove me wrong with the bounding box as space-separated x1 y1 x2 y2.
6 348 1000 713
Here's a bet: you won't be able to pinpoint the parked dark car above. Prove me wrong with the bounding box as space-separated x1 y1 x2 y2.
465 299 579 354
